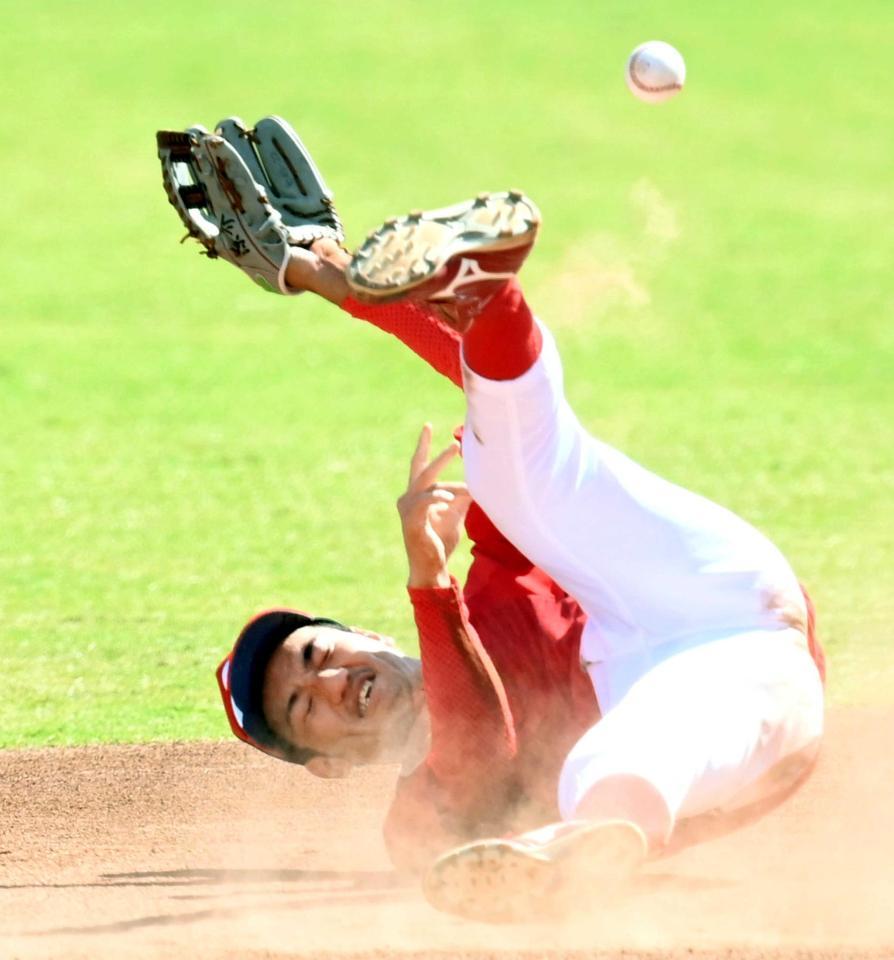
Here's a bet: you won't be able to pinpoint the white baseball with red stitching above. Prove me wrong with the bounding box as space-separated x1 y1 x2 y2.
626 41 686 104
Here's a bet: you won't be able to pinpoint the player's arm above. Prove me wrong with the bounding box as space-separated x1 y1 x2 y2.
283 243 466 386
396 425 515 773
377 426 519 874
383 573 522 875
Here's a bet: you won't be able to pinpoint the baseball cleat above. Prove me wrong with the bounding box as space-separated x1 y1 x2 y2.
346 191 540 309
422 819 647 923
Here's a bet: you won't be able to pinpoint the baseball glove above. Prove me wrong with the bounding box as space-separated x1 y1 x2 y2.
156 116 344 294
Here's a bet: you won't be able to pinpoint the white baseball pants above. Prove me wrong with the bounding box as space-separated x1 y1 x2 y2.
460 322 824 842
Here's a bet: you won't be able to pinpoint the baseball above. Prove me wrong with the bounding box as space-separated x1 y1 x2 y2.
626 41 686 103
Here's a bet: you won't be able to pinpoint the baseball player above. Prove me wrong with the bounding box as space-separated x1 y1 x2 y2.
158 118 826 922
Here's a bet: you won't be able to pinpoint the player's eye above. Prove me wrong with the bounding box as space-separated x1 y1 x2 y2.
302 641 314 666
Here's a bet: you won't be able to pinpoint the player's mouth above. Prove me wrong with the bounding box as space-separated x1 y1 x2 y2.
358 675 374 718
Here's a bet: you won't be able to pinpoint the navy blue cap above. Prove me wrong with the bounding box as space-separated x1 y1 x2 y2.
216 608 348 764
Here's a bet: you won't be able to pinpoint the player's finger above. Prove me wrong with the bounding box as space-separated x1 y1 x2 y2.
408 423 433 486
414 441 461 490
397 486 471 523
427 482 469 496
428 485 472 500
400 486 461 509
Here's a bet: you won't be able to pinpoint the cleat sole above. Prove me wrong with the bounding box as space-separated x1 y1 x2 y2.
347 191 540 301
422 820 645 924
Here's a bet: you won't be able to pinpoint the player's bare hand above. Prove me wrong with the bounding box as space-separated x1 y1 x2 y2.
397 423 471 589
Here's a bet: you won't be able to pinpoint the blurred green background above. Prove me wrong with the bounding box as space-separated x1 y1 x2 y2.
1 1 891 746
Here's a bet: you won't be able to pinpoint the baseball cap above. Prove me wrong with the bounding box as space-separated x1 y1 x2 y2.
216 607 349 764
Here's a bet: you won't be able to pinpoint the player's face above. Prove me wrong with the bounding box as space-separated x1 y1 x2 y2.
261 624 424 765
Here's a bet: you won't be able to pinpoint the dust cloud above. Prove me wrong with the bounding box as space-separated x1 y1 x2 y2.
0 708 892 959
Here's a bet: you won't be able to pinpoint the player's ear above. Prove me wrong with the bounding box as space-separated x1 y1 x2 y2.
305 755 353 779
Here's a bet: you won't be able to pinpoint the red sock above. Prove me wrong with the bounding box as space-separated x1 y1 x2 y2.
462 278 542 380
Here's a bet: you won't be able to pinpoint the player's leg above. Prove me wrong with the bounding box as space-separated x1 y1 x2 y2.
424 623 823 922
431 316 824 919
559 625 824 846
452 231 824 866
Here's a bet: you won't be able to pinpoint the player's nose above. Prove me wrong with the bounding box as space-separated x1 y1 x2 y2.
311 666 349 704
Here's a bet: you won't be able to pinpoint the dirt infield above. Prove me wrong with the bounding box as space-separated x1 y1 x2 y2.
1 708 892 960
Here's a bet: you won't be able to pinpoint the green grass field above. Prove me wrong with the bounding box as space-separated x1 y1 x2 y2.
1 1 891 747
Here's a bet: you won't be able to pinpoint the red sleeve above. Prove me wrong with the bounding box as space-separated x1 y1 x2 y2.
408 577 517 774
381 579 520 874
342 296 463 387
